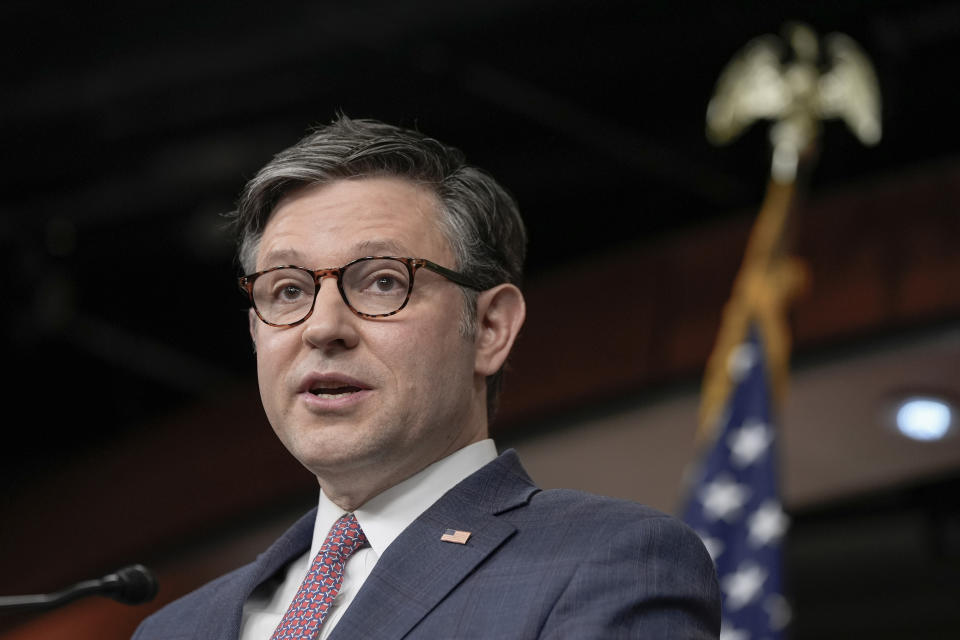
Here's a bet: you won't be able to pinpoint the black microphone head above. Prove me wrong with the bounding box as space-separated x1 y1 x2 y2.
106 564 158 605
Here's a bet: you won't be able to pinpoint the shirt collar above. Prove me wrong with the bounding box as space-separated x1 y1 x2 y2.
312 439 497 559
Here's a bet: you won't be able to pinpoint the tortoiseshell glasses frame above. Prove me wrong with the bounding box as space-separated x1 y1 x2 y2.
239 256 485 327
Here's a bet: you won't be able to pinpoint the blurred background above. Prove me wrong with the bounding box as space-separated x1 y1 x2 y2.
1 1 959 638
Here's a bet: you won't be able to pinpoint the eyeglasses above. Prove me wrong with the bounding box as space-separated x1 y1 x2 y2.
239 256 484 327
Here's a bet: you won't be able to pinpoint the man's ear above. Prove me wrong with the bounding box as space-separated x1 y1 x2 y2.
248 308 258 354
473 283 526 376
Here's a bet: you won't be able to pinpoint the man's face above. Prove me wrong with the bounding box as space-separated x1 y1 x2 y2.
250 177 487 492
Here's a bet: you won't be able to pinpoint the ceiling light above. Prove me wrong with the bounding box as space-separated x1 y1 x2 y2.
894 396 953 441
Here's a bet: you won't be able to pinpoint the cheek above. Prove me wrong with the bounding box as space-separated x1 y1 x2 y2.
401 332 474 395
254 333 297 399
255 354 280 415
380 327 456 388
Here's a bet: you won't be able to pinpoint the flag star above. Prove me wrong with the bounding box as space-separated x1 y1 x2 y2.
727 420 773 468
696 530 725 562
699 474 752 523
719 622 751 640
747 500 789 547
726 343 758 381
721 561 768 611
764 593 792 630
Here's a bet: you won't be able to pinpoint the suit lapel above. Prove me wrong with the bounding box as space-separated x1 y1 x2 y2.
329 450 539 640
194 508 316 640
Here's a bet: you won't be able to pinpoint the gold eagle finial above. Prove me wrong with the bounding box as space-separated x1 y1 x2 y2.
706 23 881 184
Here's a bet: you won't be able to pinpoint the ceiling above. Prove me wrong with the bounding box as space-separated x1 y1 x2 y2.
2 0 959 484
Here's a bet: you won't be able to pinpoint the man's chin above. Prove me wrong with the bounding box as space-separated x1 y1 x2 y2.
288 438 386 478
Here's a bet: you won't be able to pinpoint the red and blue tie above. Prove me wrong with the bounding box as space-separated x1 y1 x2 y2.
270 513 367 640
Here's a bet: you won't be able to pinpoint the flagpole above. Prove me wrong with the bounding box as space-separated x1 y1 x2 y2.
697 20 881 439
683 22 881 639
697 177 807 441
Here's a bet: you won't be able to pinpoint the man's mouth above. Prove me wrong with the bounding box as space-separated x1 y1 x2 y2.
300 373 370 402
309 384 363 398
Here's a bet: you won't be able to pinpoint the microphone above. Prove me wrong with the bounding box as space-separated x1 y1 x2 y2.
98 564 159 605
0 564 158 613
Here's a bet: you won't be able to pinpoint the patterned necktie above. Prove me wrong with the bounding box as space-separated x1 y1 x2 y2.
271 513 367 640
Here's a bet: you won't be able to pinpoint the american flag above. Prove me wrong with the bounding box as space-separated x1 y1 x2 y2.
683 326 791 640
440 529 472 544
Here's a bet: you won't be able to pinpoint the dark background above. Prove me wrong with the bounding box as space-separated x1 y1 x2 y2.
4 1 958 474
1 1 959 637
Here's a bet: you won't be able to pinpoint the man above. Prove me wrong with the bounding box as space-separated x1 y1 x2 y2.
133 117 720 639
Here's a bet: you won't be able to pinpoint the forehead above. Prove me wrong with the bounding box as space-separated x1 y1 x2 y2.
256 177 452 268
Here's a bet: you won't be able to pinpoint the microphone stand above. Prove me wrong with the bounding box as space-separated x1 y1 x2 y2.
0 565 158 613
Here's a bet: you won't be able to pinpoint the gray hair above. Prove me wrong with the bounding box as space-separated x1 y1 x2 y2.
229 115 527 418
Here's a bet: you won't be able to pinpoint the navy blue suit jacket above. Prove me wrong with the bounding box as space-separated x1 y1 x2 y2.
133 450 720 639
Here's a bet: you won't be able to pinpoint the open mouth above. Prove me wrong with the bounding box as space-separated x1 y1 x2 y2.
309 384 363 398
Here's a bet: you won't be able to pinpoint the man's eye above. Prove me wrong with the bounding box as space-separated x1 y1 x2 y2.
273 283 305 302
373 276 399 291
357 271 407 295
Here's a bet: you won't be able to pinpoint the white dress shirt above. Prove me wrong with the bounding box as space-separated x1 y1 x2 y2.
240 439 498 640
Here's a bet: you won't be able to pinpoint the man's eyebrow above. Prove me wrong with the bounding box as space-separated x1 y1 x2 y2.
354 239 411 256
260 248 306 266
259 241 412 269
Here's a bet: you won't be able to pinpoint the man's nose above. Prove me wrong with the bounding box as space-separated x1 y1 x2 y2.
300 276 360 350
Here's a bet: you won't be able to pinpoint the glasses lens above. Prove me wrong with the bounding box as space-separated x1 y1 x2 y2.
251 268 316 325
342 258 412 316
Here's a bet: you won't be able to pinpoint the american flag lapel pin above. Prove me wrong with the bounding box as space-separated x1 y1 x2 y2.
440 528 472 544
